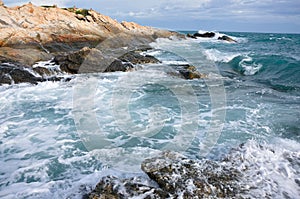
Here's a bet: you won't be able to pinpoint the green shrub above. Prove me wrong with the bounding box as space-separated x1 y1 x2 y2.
75 9 89 17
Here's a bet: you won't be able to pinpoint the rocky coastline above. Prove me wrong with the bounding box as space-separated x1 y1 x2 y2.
0 2 252 198
0 2 209 85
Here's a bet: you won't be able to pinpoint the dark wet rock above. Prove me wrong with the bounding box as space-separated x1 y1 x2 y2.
54 47 160 74
0 63 42 85
193 32 216 38
105 50 160 72
187 33 197 39
171 64 207 79
32 66 59 77
0 62 68 85
218 35 237 43
105 60 134 72
53 47 90 74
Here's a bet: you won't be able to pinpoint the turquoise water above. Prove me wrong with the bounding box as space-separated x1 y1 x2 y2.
0 32 299 198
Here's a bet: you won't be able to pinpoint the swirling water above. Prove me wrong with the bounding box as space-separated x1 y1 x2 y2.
0 32 299 198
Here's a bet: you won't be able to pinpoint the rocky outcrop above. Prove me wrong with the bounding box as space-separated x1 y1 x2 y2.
187 32 237 43
0 3 206 85
218 35 237 43
105 50 160 72
0 3 180 66
87 142 300 198
0 62 65 85
187 32 215 38
173 64 208 79
87 151 243 199
53 47 160 74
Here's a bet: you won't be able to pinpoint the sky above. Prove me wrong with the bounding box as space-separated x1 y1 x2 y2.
3 0 300 33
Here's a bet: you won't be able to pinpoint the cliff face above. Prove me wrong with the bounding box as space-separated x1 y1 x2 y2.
0 3 178 65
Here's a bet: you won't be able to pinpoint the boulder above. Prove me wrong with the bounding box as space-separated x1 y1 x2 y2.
54 47 161 74
87 151 243 199
186 33 197 39
193 32 215 38
170 64 207 79
0 63 42 85
141 151 242 198
218 35 237 43
53 47 103 73
0 62 66 85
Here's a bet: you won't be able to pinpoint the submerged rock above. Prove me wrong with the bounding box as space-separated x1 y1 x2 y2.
218 35 237 43
176 64 208 79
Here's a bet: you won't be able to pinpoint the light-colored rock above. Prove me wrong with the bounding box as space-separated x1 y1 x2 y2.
0 3 177 47
0 3 180 65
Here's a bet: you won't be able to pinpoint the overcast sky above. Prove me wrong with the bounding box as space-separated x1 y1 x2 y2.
3 0 300 33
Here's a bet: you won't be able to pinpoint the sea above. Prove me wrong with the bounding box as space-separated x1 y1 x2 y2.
0 31 299 198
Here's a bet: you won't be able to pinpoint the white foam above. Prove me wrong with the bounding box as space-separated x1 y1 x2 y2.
239 56 262 75
192 30 248 43
230 139 300 198
32 59 68 77
204 49 241 63
162 60 189 65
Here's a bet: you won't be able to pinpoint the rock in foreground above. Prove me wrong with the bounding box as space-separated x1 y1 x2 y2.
87 151 243 199
87 141 300 198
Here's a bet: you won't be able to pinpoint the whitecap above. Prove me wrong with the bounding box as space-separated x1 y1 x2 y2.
204 49 241 63
239 56 262 75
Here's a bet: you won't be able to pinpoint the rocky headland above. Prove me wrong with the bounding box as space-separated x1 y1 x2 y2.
0 2 206 85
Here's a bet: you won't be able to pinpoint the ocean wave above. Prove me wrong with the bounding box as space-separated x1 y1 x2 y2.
193 30 247 43
238 56 263 76
226 139 300 198
204 49 242 63
269 36 294 42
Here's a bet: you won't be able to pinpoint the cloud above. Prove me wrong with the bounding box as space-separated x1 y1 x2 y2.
2 0 300 32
